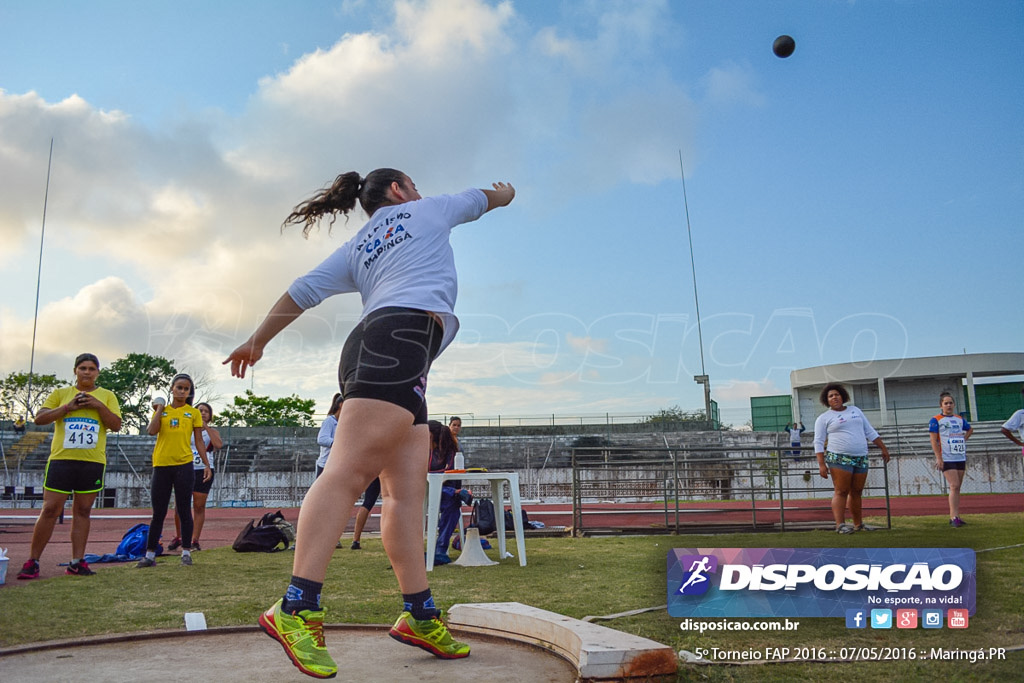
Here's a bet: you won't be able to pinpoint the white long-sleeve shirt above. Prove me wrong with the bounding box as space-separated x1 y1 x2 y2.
813 406 879 457
316 414 338 469
288 189 488 355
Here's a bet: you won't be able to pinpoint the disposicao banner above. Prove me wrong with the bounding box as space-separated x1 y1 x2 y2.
667 547 975 618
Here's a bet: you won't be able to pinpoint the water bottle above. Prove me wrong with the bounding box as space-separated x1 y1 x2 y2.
454 452 464 470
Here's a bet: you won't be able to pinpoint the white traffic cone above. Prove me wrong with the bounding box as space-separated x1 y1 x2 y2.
452 527 497 567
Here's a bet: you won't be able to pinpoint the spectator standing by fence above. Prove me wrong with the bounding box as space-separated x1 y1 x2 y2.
785 421 805 457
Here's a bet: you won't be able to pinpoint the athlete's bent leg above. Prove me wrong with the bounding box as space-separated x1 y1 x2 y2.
289 398 404 583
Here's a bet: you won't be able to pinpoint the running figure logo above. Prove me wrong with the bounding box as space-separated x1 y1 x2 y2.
677 554 718 595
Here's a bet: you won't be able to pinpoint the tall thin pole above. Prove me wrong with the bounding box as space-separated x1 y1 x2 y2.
679 150 713 426
26 138 54 417
679 150 705 375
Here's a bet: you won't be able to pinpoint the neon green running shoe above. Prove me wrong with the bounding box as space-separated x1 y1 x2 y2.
389 610 470 659
259 599 337 679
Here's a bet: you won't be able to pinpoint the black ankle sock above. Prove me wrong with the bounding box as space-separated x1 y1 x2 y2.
282 576 323 613
403 589 440 620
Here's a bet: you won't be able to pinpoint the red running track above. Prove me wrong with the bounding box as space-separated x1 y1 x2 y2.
1 493 1020 584
530 493 1024 532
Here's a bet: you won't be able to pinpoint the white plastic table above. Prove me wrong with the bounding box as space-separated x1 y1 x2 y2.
424 471 527 571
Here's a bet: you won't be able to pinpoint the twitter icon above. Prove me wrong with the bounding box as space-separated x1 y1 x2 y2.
870 609 892 629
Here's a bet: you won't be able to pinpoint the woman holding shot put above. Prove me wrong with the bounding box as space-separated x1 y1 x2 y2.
17 353 121 579
225 168 514 678
813 383 890 534
168 401 223 551
136 373 210 568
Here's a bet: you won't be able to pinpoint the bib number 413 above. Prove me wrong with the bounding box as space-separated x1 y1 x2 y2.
63 417 100 449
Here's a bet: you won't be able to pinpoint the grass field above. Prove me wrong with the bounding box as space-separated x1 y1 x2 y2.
1 512 1021 682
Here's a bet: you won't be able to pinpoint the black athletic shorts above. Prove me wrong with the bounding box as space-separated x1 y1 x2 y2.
942 461 966 471
193 468 215 494
360 477 382 510
43 459 105 495
338 307 443 425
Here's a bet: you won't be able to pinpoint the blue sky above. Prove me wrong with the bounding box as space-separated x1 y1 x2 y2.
1 0 1021 427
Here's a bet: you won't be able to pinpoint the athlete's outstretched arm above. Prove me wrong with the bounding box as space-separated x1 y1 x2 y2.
482 182 515 212
223 293 304 378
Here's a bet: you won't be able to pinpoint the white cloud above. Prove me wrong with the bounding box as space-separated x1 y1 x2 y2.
713 379 782 402
430 340 561 384
0 277 148 376
567 85 698 186
702 62 766 108
566 333 606 354
0 0 719 417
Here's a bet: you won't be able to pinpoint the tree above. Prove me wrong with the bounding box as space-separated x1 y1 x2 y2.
220 390 316 427
98 353 177 433
641 405 707 425
190 370 223 410
0 372 67 419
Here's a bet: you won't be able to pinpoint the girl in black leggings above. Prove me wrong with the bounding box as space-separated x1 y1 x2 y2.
137 374 210 567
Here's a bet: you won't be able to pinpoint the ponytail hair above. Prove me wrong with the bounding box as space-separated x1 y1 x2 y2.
283 168 407 237
328 392 344 417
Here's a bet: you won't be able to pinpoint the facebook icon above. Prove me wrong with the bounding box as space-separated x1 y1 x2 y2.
845 609 866 629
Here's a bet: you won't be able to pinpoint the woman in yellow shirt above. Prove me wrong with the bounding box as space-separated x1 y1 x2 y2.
136 373 210 568
17 353 121 579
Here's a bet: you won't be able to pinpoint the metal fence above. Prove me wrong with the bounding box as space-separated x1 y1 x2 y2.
569 446 891 536
429 411 708 427
3 426 1020 518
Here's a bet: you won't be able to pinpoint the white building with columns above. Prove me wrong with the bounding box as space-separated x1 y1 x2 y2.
790 352 1024 431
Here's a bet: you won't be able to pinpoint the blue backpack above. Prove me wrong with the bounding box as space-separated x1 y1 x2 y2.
117 523 161 559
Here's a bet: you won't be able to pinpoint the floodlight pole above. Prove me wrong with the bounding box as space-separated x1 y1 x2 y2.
26 138 54 418
694 374 711 427
679 150 712 426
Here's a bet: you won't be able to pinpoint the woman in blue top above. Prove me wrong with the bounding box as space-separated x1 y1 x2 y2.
813 383 890 534
225 168 514 678
315 393 343 477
